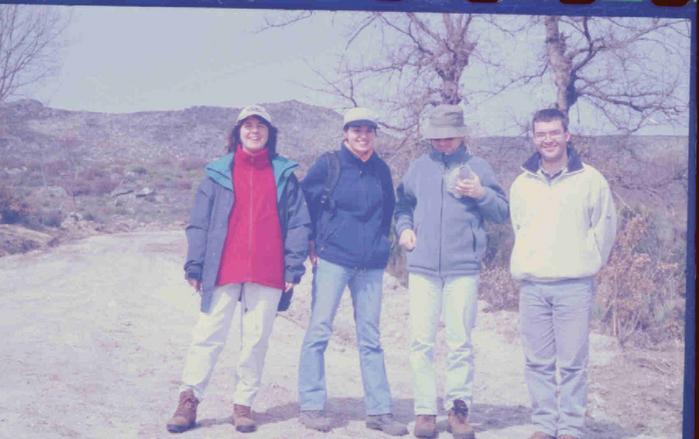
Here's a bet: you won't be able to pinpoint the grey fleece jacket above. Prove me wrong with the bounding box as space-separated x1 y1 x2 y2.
394 145 509 276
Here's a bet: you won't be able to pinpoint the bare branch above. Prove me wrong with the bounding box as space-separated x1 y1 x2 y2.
538 15 689 132
255 10 313 33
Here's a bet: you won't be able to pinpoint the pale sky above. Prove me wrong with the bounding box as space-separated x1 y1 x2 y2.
32 7 342 113
25 6 692 137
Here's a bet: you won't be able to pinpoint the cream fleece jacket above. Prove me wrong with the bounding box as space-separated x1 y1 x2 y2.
509 157 617 282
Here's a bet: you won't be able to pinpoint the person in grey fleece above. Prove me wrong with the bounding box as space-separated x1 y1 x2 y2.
394 104 509 439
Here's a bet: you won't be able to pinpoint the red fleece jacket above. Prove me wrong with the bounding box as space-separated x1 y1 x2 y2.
216 147 284 289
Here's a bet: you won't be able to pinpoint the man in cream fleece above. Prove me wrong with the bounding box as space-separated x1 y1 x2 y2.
509 109 617 439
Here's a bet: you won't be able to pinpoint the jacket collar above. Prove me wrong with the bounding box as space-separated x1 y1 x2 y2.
339 142 378 166
429 143 470 166
522 144 583 175
235 145 271 169
205 150 298 190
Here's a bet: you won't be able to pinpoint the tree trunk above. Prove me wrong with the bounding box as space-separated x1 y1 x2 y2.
544 16 573 116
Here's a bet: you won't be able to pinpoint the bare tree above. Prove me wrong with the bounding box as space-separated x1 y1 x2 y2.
0 5 67 103
278 12 516 151
540 16 689 133
262 12 688 139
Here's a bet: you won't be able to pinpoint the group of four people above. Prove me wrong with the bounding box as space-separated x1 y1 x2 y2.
166 103 617 439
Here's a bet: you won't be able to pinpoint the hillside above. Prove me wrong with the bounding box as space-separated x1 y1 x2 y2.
1 99 688 231
0 99 691 348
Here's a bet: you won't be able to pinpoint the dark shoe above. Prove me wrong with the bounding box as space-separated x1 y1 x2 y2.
166 390 199 433
529 432 555 439
299 410 332 432
447 400 475 439
557 435 579 439
413 414 437 438
232 404 256 433
367 413 409 436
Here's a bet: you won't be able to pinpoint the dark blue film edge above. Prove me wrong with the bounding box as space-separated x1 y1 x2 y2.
1 0 696 18
682 16 697 439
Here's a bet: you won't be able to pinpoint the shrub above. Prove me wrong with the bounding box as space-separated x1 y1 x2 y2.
0 186 32 224
37 209 64 228
154 156 175 167
596 206 685 346
132 166 148 175
90 176 119 196
179 156 207 172
175 180 193 191
479 265 519 312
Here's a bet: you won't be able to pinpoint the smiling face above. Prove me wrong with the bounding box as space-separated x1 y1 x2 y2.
343 125 376 159
239 116 269 153
532 118 571 172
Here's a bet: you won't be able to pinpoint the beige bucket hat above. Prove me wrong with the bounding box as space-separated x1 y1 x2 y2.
422 104 469 139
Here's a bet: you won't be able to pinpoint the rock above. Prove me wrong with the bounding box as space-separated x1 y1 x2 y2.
111 188 134 197
0 224 55 256
135 187 155 197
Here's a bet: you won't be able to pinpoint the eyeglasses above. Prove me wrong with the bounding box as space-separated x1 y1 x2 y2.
533 130 566 140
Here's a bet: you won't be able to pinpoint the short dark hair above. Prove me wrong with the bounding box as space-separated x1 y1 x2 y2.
532 108 568 132
227 116 278 157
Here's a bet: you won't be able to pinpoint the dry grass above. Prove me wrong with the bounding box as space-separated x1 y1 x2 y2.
596 206 685 346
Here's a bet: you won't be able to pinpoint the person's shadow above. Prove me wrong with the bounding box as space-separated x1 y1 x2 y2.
192 397 636 438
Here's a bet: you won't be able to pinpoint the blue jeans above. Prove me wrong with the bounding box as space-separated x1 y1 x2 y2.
519 277 595 438
298 258 392 415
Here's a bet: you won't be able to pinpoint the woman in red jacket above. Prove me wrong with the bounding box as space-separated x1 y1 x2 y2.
166 104 310 434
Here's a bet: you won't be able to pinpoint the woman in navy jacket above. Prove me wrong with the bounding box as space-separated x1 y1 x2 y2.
297 108 407 437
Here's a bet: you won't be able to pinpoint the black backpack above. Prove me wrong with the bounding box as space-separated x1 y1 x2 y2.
318 151 341 214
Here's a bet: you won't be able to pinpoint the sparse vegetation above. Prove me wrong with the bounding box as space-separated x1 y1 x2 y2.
596 206 685 346
0 99 690 348
0 186 31 224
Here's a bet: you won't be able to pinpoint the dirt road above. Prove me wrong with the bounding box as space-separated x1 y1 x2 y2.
0 231 682 438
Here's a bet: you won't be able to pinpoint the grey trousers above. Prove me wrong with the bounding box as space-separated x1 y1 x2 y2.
519 277 595 438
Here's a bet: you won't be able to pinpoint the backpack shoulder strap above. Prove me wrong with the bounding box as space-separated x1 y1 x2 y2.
319 151 341 212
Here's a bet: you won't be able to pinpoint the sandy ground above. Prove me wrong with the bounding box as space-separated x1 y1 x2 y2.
0 231 685 439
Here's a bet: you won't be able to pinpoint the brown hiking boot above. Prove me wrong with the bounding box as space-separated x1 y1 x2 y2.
447 399 475 439
299 410 333 432
166 390 199 433
529 432 555 439
233 404 257 433
366 413 409 436
413 415 437 438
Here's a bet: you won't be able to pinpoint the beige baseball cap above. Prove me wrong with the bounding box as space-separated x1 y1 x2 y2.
236 104 272 124
343 107 378 129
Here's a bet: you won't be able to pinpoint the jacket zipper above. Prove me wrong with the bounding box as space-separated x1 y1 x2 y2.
439 158 446 274
248 163 254 274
